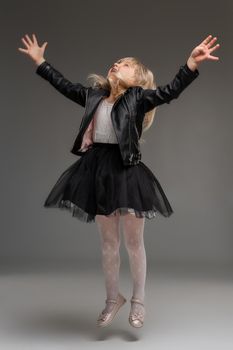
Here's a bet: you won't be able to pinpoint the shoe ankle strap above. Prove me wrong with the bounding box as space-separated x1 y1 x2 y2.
105 299 117 304
130 297 144 306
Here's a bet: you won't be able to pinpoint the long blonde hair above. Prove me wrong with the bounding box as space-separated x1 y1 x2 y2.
86 57 157 144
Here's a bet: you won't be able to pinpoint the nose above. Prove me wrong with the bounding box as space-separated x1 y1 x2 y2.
112 63 119 70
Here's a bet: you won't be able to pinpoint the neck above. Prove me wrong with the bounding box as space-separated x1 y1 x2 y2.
107 78 125 102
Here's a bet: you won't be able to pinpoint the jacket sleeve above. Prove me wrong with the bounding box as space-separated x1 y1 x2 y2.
35 61 89 107
139 63 199 113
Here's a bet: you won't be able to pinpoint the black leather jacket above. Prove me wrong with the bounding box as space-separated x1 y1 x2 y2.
36 61 199 166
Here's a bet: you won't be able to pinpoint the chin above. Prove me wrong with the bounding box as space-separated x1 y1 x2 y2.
108 75 119 84
108 72 118 78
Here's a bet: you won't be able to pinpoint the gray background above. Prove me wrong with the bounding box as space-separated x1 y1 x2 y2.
1 0 233 347
1 0 232 268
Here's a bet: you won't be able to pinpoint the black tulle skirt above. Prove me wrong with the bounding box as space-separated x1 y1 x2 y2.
44 142 174 223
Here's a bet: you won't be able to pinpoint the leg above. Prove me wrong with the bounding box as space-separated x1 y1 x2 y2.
122 213 146 317
96 212 121 313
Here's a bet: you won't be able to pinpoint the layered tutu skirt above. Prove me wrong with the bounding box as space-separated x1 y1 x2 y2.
44 142 174 223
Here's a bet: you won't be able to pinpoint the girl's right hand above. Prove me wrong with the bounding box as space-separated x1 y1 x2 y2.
18 33 48 66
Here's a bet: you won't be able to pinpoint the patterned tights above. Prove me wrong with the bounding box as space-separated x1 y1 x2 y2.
96 212 146 316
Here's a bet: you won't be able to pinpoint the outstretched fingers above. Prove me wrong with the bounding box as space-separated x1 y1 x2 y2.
25 34 33 46
200 35 220 50
206 36 217 48
21 36 30 49
209 43 220 54
32 33 38 45
201 34 213 46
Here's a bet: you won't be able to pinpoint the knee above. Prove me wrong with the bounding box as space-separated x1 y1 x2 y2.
102 237 121 251
124 236 143 252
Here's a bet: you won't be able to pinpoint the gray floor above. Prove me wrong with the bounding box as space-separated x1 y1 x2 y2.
0 264 232 349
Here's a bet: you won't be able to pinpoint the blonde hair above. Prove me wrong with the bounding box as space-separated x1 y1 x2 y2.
86 57 157 144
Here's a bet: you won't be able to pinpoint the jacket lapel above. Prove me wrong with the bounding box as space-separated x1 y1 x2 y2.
78 89 109 151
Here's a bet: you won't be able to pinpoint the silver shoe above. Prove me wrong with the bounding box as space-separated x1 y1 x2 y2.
96 292 127 327
128 297 145 328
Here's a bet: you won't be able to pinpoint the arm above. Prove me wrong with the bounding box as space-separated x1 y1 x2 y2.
18 33 89 107
139 63 199 113
36 60 89 107
139 34 220 113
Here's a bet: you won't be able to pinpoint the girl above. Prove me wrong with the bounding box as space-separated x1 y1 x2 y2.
18 34 220 328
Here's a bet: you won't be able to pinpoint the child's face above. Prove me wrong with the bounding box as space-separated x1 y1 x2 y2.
107 59 137 86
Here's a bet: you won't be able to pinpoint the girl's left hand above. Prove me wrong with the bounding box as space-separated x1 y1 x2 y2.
187 35 220 70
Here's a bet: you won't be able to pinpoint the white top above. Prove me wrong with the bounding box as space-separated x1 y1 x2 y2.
93 99 118 143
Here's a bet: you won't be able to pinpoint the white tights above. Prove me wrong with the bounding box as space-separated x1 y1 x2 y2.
96 212 146 315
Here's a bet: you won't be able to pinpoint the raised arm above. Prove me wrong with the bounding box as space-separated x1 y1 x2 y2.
18 33 89 107
35 60 88 107
138 34 220 113
139 63 199 113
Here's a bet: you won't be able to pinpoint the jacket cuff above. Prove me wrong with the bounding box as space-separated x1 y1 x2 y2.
36 60 51 76
182 63 199 77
